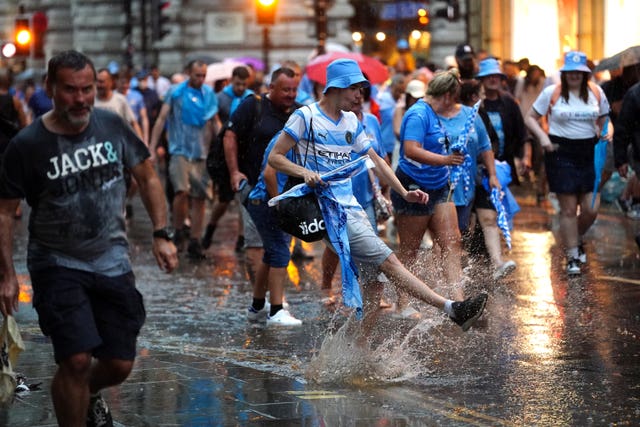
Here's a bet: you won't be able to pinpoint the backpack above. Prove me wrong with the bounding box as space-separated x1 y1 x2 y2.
206 94 262 184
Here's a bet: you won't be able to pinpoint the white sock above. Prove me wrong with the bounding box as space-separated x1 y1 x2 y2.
566 247 579 259
443 300 454 317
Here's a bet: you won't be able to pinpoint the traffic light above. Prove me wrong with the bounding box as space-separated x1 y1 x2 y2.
151 0 170 41
14 17 32 57
31 11 48 59
417 7 430 28
256 0 277 26
435 0 460 21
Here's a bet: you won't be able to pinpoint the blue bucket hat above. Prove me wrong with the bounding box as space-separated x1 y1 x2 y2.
323 58 370 94
476 58 506 78
560 51 591 73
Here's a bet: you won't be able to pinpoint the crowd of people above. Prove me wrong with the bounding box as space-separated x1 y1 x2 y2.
0 41 639 426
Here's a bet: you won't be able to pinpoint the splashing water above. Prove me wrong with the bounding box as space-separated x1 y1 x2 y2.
306 311 444 386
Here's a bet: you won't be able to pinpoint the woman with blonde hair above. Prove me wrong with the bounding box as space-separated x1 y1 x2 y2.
391 69 476 317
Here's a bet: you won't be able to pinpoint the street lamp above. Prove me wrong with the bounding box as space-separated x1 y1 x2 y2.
256 0 277 73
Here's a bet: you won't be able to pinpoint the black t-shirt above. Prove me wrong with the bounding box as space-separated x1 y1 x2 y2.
227 95 298 185
0 109 149 274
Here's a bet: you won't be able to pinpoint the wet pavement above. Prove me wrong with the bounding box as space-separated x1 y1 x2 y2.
2 183 640 426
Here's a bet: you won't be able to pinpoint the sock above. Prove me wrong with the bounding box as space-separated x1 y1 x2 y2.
252 298 266 311
443 300 454 317
270 304 283 317
566 247 579 259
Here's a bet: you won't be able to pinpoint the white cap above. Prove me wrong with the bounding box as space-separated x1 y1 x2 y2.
405 79 426 98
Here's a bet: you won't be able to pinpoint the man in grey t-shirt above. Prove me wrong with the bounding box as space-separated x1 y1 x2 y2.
0 50 178 427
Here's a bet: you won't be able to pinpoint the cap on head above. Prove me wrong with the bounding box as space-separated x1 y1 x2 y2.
323 58 370 94
477 58 506 78
455 44 475 60
560 51 591 73
405 79 426 98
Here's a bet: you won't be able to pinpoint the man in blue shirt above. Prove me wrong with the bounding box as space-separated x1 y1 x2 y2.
150 60 220 259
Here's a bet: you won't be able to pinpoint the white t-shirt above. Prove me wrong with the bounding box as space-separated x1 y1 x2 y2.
532 84 610 139
95 92 137 124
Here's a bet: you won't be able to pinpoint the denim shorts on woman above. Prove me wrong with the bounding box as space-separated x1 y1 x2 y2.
390 168 451 216
247 199 292 268
30 266 146 363
544 135 597 194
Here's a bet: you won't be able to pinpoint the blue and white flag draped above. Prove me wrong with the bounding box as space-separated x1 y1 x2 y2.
482 161 520 250
269 155 374 319
591 117 610 208
447 100 481 202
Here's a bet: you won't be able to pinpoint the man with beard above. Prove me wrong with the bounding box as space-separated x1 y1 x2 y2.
0 50 177 427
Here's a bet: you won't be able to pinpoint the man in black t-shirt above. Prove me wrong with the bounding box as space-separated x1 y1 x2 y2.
221 67 299 320
0 50 177 427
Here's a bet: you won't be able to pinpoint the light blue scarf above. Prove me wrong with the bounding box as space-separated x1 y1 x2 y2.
269 156 372 319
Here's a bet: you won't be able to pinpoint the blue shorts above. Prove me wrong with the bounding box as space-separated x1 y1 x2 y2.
247 199 292 268
390 169 450 216
30 266 146 363
545 135 597 194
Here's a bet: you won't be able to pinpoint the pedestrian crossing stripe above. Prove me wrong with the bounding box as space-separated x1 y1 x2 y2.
596 275 640 286
286 391 346 399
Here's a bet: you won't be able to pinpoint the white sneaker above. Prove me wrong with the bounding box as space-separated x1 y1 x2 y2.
247 302 270 322
493 260 516 280
566 258 581 275
266 309 302 326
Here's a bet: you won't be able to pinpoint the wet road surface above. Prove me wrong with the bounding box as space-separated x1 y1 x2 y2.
2 184 640 426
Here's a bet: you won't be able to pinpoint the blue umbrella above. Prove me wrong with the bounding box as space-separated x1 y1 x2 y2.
447 100 481 201
591 117 610 208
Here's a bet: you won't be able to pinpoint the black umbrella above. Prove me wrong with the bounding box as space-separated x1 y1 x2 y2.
594 45 640 72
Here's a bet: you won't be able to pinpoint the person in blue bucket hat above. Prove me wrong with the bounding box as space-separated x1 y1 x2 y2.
476 57 506 79
268 58 488 335
525 50 611 276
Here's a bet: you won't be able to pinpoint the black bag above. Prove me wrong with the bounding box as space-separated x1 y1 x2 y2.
275 107 327 242
276 177 326 242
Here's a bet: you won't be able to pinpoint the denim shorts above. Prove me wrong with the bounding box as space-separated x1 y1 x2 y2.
30 266 146 363
545 135 597 194
390 169 450 216
247 199 292 267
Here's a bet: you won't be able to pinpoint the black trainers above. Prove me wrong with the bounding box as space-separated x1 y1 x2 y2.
87 393 113 427
566 257 581 275
635 233 640 251
201 223 216 249
173 228 186 252
187 238 206 260
450 293 488 331
235 235 245 253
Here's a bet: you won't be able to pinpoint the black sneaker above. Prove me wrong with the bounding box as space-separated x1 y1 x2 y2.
235 235 245 253
450 293 488 331
201 223 216 249
173 228 186 252
635 233 640 251
87 394 113 427
187 239 206 260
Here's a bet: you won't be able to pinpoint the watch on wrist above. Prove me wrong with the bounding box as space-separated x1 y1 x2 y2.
152 227 175 241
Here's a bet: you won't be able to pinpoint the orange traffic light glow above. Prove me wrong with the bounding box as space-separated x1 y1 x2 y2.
16 29 32 46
